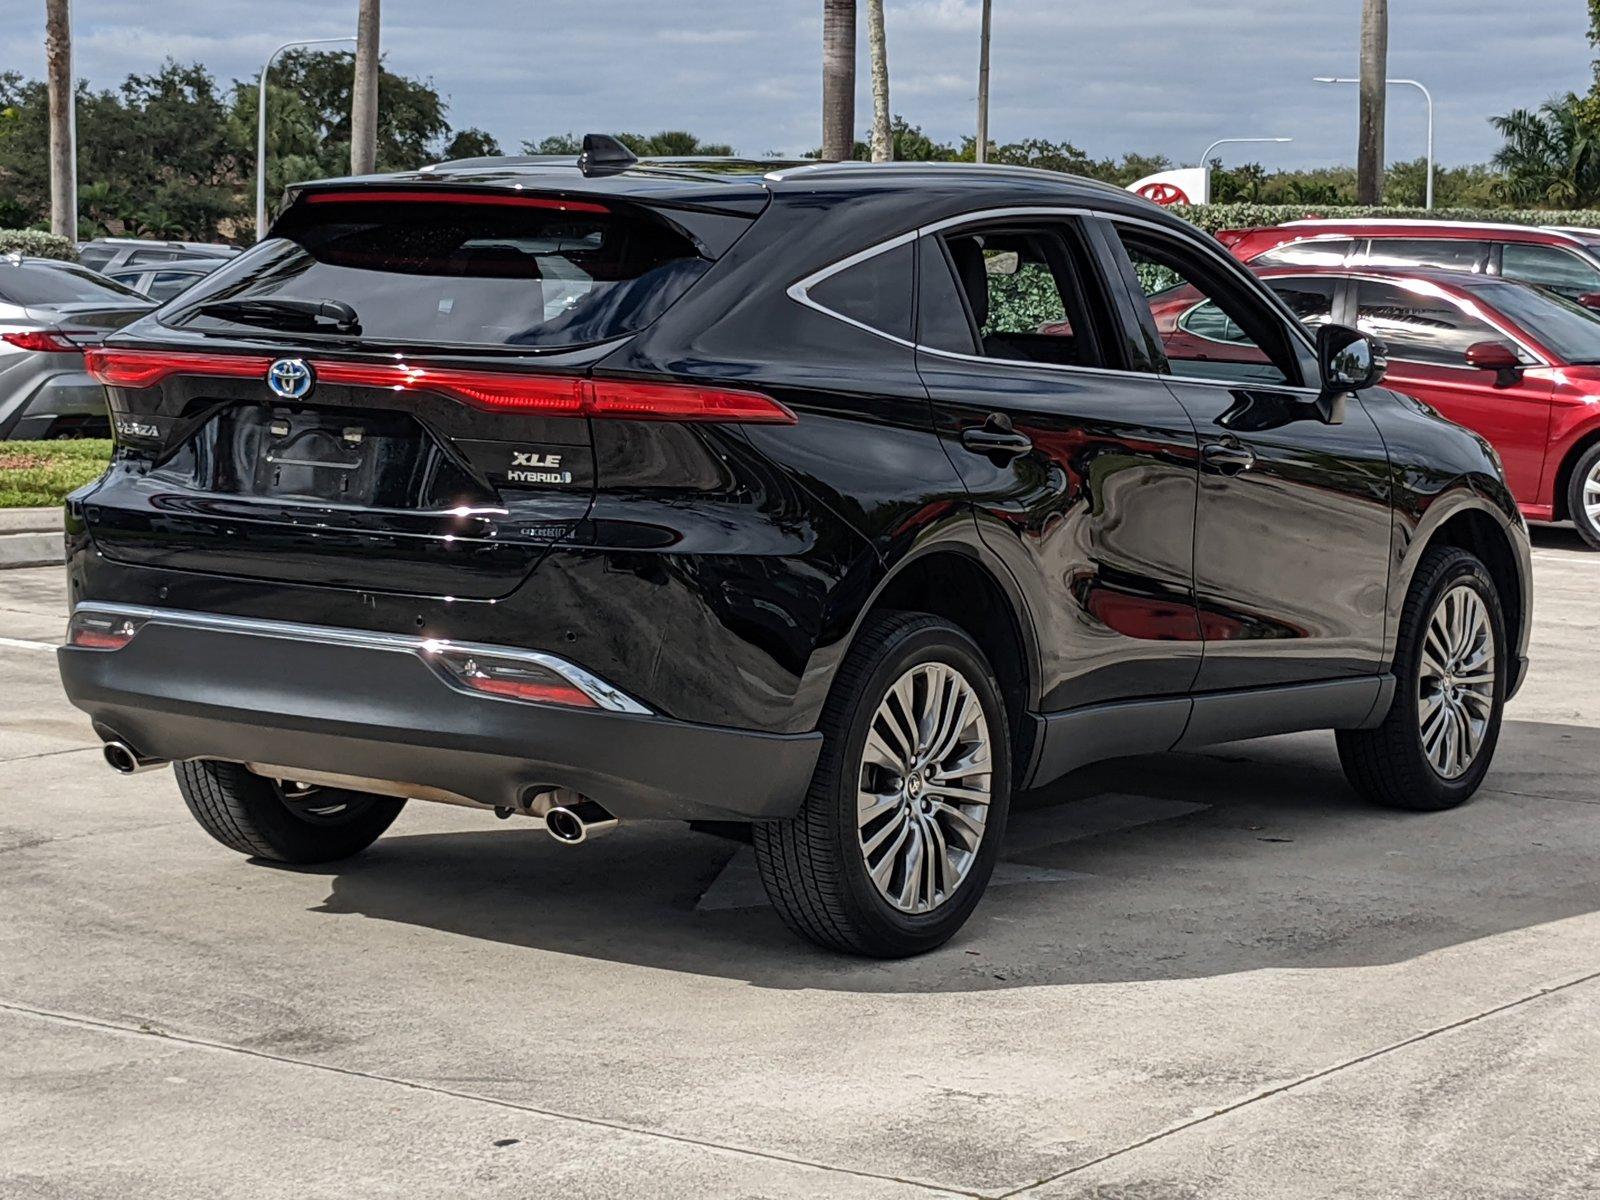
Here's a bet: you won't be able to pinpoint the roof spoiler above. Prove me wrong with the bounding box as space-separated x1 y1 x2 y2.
579 134 638 178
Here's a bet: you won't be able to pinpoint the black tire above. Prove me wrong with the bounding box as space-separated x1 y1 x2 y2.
1566 442 1600 550
174 760 405 864
1337 546 1506 811
753 613 1012 957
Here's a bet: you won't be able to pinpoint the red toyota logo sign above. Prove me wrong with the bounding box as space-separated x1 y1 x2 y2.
1136 181 1191 206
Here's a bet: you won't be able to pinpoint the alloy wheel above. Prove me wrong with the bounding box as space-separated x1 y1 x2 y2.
1584 459 1600 532
856 663 992 914
1417 583 1497 780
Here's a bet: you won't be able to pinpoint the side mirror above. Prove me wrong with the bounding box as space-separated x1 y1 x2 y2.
1577 292 1600 311
1317 323 1386 394
1465 339 1523 387
1464 340 1520 370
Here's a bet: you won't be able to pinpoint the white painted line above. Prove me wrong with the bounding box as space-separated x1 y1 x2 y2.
0 636 60 652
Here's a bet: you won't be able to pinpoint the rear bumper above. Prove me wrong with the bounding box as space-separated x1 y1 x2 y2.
56 605 822 822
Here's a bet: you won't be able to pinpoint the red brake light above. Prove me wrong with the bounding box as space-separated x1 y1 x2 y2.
2 330 78 352
86 348 274 388
83 347 795 425
68 611 146 650
302 189 609 215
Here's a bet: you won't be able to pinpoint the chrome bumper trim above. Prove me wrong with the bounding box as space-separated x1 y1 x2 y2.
69 601 652 716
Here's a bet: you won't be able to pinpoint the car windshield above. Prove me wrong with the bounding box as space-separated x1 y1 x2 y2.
163 195 711 350
0 260 147 306
1477 279 1600 364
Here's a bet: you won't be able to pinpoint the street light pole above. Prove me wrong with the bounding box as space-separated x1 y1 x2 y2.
1314 76 1434 209
1199 136 1294 167
256 36 357 242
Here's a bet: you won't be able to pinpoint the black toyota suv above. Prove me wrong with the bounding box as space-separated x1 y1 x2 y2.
57 139 1532 957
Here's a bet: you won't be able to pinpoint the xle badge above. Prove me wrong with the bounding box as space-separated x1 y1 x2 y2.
507 449 572 485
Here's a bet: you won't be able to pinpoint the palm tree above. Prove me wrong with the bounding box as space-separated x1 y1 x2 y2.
1357 0 1388 203
821 0 856 161
1491 96 1600 209
866 0 891 162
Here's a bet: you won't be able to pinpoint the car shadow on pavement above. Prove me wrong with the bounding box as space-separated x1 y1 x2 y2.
302 717 1600 993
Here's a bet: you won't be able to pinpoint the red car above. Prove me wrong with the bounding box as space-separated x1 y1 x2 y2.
1148 264 1600 546
1218 219 1600 307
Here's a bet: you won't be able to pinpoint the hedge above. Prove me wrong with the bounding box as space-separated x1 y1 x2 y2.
0 229 76 261
1172 203 1600 235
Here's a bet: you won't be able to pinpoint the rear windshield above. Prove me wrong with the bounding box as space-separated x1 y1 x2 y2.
162 194 710 350
0 260 147 306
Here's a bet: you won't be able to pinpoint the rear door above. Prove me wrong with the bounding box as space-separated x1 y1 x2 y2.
1350 278 1554 503
84 189 741 599
914 214 1203 710
1106 220 1393 691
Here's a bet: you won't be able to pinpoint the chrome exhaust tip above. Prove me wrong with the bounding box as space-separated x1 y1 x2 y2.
102 741 167 775
543 798 618 845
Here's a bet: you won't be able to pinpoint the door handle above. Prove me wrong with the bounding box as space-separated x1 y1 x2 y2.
1201 440 1256 475
961 415 1033 462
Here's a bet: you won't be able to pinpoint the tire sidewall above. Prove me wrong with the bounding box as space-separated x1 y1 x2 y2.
1568 444 1600 549
1393 553 1507 806
826 622 1011 954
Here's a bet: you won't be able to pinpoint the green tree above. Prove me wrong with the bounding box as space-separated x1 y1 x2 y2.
1491 97 1600 208
520 130 734 157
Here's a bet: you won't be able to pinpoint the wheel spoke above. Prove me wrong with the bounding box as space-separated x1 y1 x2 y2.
862 806 909 859
929 799 985 848
869 816 913 889
896 821 926 910
857 788 900 824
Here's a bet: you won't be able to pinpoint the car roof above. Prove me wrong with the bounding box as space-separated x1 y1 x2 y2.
287 155 1149 213
1268 218 1590 245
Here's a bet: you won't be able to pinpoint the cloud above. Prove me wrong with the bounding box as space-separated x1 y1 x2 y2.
0 0 1588 167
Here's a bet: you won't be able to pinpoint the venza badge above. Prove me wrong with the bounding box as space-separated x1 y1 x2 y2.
266 358 314 400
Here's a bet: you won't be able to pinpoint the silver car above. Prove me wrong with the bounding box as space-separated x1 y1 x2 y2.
0 257 153 439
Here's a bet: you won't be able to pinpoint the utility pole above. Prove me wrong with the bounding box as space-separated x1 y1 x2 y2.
975 0 992 163
1357 0 1388 204
351 0 381 175
867 0 891 162
45 0 76 239
821 0 856 161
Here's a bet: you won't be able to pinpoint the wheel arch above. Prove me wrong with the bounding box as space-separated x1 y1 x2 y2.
1549 424 1600 522
1404 490 1531 696
842 537 1043 785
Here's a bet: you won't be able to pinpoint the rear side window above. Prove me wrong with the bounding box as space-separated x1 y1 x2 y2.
1358 238 1487 273
1499 243 1600 299
166 194 712 350
0 261 146 305
1265 277 1337 329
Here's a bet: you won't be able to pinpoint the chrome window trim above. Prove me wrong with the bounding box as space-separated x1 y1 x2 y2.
788 204 1324 393
69 601 653 715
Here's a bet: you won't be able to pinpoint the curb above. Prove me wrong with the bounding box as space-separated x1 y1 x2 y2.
0 507 64 568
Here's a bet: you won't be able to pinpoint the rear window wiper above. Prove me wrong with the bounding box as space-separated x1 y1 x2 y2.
190 296 361 334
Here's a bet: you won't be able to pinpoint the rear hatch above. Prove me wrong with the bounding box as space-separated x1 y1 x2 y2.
82 185 759 598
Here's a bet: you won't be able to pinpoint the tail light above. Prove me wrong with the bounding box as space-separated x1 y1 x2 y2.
3 330 79 352
68 611 146 650
86 348 796 425
428 648 599 709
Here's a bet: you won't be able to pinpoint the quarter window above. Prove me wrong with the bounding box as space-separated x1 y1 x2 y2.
1265 277 1337 330
1254 238 1354 267
1498 243 1600 300
808 240 914 341
1354 280 1505 367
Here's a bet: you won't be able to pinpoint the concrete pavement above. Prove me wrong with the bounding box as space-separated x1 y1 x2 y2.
1 528 1597 1198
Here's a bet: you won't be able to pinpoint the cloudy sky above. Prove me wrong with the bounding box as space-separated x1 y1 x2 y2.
2 1 1589 169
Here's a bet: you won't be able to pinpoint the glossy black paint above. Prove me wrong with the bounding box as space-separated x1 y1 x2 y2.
61 158 1532 811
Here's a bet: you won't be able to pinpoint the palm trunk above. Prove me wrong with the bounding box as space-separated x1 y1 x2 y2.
976 0 993 163
351 0 381 174
867 0 891 162
45 0 75 239
1357 0 1388 204
821 0 856 162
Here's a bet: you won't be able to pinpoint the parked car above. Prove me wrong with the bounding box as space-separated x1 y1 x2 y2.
1218 219 1600 306
104 257 227 304
1164 263 1600 548
57 145 1531 956
77 238 241 275
0 256 154 439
